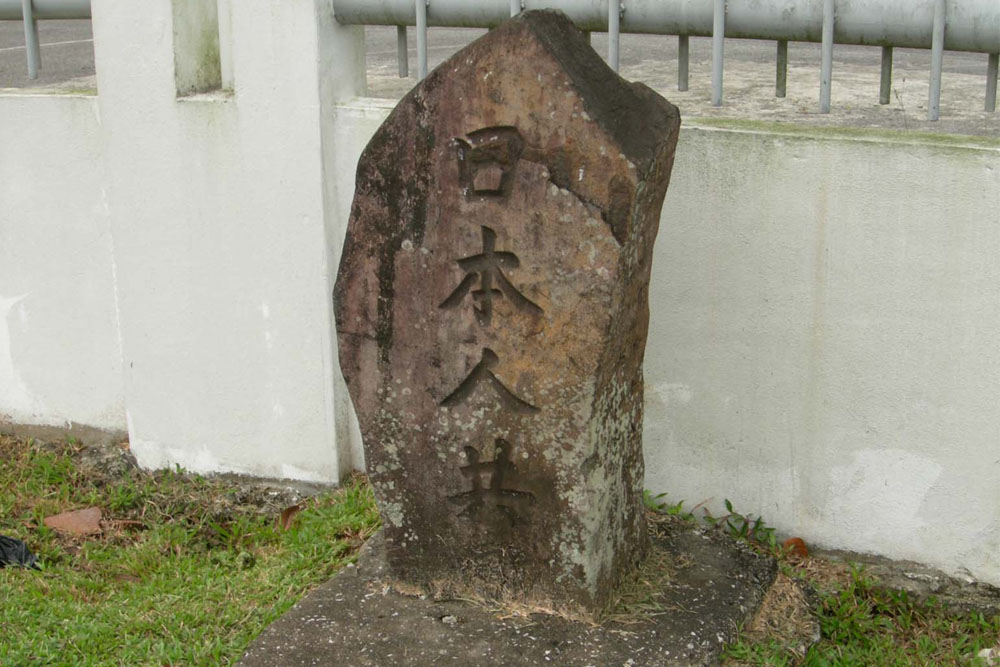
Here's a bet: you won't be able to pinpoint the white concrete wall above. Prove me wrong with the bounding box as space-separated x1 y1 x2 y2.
0 3 997 586
0 94 124 434
1 0 364 477
643 125 1000 587
324 105 1000 586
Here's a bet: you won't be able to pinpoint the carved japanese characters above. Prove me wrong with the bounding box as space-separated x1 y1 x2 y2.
334 10 680 615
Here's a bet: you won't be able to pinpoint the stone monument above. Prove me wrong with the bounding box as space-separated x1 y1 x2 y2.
242 11 779 666
335 10 680 617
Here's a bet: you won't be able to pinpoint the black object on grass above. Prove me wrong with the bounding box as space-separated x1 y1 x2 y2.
0 535 41 570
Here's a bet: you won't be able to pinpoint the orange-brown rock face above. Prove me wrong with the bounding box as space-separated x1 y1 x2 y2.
335 10 679 615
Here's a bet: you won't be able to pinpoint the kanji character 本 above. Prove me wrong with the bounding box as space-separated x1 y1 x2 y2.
448 439 535 522
440 226 543 326
440 348 539 414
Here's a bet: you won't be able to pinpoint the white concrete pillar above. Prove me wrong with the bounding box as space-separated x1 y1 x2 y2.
316 0 367 472
89 0 366 482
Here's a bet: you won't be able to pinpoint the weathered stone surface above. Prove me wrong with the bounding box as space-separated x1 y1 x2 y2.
239 526 778 667
334 10 679 614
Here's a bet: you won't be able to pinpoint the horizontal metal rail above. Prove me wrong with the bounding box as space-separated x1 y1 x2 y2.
336 0 1000 120
333 0 1000 53
0 0 90 20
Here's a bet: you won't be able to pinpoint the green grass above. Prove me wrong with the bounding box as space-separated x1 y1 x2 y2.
7 443 997 665
640 495 999 666
0 436 379 666
723 559 999 666
725 565 999 665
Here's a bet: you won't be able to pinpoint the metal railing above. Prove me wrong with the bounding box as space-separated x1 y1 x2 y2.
0 0 90 79
4 0 997 117
333 0 1000 119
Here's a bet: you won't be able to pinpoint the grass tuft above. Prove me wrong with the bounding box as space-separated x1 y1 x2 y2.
724 548 1000 666
0 435 379 666
642 493 1000 665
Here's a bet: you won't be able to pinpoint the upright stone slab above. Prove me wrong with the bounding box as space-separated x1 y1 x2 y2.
335 10 679 615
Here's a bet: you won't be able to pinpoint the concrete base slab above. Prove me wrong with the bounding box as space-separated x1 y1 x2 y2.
240 525 777 667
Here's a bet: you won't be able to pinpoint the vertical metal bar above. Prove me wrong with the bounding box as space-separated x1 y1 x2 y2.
608 1 620 72
928 0 945 120
678 35 689 92
416 0 427 80
510 0 519 17
21 0 40 80
711 0 725 106
776 39 787 98
819 0 834 113
396 25 409 78
879 45 893 104
987 53 999 112
584 31 592 45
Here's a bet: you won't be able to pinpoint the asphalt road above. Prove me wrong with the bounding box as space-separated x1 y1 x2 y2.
0 19 94 88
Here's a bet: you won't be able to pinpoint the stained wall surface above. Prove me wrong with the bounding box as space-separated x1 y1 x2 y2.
0 95 124 435
644 125 1000 587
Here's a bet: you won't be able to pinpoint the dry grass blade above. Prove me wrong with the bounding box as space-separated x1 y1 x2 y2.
99 519 146 534
601 542 679 626
743 573 819 653
278 504 304 532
